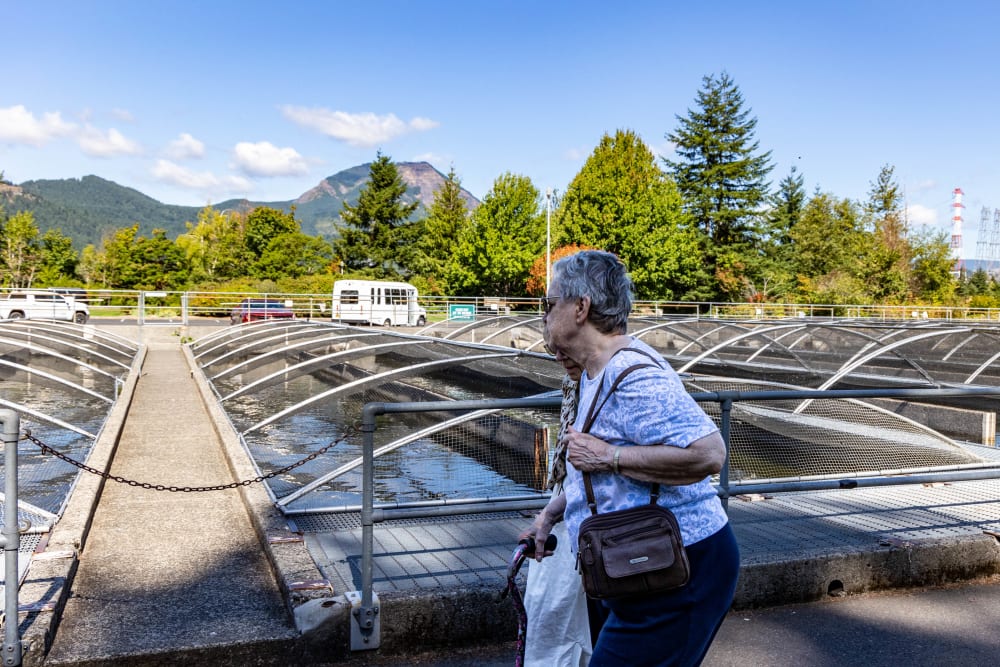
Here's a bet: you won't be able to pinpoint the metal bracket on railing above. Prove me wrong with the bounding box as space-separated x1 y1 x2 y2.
345 590 380 650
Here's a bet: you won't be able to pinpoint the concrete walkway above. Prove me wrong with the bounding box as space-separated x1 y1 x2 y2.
42 328 299 666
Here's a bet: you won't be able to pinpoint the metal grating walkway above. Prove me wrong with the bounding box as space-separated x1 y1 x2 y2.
296 478 1000 596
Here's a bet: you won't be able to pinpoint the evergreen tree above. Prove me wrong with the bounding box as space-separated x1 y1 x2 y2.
446 172 544 297
334 152 418 279
767 166 806 250
860 164 911 303
411 167 471 292
556 129 706 299
736 166 808 302
664 72 773 298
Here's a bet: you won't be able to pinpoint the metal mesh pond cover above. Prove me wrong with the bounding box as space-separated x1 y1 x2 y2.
192 321 1000 514
686 377 985 481
0 321 139 592
233 381 559 512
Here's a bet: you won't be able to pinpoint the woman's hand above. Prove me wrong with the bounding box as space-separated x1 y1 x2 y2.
519 493 566 561
565 428 727 486
564 426 614 473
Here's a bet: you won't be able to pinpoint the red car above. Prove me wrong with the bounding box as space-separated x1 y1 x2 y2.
229 298 295 324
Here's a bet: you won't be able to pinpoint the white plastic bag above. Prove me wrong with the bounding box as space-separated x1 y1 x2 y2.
524 522 592 667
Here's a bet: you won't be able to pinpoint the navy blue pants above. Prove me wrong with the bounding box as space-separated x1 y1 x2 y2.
590 522 740 667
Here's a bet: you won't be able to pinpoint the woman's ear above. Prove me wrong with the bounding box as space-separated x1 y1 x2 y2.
575 296 590 325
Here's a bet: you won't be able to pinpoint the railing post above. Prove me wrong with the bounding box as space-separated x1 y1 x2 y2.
719 398 733 513
347 404 381 651
1 409 22 667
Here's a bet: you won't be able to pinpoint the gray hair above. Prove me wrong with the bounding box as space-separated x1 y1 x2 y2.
552 250 633 334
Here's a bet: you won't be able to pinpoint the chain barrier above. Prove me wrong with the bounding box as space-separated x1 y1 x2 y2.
21 429 350 493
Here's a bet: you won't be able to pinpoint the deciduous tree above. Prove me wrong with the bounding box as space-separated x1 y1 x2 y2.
557 129 706 299
176 207 250 281
790 193 865 302
244 206 299 259
859 165 911 303
254 232 333 280
0 210 41 287
446 173 543 297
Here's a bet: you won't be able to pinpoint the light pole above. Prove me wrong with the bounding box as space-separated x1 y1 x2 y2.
545 188 552 292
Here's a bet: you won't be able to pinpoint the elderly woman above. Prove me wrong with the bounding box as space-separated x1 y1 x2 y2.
524 250 739 667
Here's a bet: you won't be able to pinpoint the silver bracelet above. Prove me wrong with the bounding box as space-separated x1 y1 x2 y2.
612 447 622 475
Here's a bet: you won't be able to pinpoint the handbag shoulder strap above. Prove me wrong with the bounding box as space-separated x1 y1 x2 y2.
580 362 652 433
579 359 659 515
619 346 665 369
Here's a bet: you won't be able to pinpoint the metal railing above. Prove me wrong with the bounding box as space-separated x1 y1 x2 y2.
6 288 1000 325
1 409 23 666
350 385 1000 649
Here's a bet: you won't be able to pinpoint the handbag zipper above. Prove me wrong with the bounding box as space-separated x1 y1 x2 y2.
601 520 670 546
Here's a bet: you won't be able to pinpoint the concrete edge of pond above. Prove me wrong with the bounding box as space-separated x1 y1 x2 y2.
16 339 148 665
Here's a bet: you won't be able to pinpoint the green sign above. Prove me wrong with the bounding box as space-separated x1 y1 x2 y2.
448 304 476 321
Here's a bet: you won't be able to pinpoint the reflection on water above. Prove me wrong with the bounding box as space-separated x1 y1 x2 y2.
1 384 108 515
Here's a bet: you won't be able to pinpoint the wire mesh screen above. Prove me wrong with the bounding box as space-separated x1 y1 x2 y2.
199 325 564 512
687 377 985 481
243 384 558 512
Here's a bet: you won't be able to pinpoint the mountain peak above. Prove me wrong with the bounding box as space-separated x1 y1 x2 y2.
8 162 480 247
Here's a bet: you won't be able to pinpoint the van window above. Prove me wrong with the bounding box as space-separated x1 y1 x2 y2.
340 290 359 304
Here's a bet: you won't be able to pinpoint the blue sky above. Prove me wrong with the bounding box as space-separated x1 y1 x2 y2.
3 1 999 256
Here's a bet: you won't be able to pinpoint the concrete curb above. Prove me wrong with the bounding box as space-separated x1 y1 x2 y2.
734 533 1000 609
182 341 355 661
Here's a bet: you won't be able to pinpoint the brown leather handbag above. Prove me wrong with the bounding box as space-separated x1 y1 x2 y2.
576 482 690 599
573 357 690 600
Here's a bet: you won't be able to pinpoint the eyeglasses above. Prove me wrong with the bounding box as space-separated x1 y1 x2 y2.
542 295 562 314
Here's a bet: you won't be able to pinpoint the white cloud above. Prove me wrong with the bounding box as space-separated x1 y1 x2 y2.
78 126 142 157
912 179 936 192
412 152 448 166
564 147 589 161
165 133 206 160
232 141 309 177
0 105 76 145
907 204 938 227
111 108 135 123
281 106 440 147
151 159 251 192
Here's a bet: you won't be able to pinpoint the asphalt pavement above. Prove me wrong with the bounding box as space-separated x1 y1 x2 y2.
326 575 1000 666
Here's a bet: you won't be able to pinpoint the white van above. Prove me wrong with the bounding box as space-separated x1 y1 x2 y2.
332 280 427 326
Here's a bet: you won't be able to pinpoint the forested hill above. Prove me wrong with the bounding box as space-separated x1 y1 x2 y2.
2 162 478 248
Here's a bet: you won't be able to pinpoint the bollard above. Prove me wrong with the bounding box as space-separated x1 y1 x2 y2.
0 409 22 667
